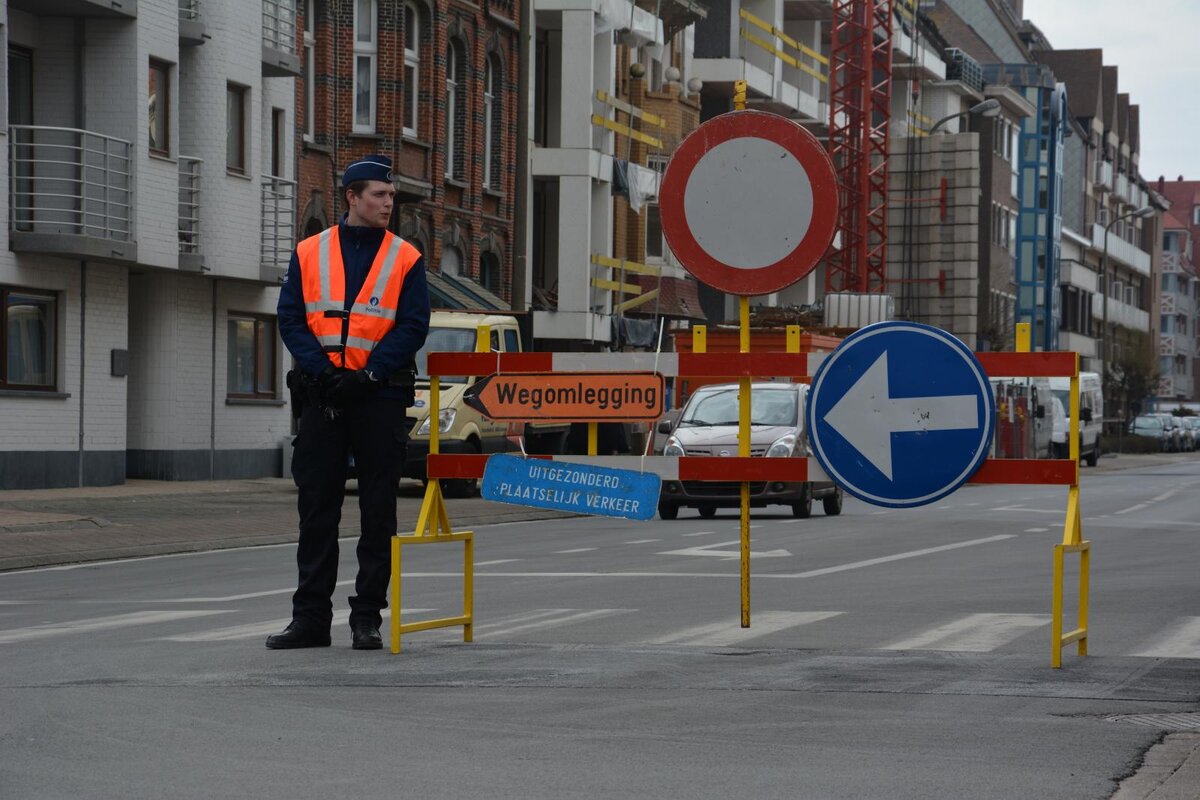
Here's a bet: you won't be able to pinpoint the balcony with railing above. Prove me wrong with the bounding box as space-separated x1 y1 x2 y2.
1092 223 1151 275
260 175 295 281
262 0 300 76
9 125 136 263
179 0 207 45
7 0 135 18
178 156 203 271
1092 159 1112 190
1092 291 1149 333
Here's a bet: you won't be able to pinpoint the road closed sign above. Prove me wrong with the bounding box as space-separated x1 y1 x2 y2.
463 372 664 421
658 110 839 296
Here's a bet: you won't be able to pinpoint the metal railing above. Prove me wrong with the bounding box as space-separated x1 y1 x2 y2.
262 0 296 55
9 125 132 241
179 0 201 20
178 156 202 255
261 175 296 271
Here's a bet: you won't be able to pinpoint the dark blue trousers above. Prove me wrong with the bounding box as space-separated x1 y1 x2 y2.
290 395 410 629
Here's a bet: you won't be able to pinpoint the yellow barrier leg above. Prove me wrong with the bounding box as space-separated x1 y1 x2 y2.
464 534 474 643
391 536 402 654
1051 544 1064 668
1078 544 1090 657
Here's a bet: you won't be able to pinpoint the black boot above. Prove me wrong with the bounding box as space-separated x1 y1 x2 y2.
265 620 332 649
351 622 383 650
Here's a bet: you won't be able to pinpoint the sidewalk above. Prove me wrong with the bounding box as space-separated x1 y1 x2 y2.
0 477 574 572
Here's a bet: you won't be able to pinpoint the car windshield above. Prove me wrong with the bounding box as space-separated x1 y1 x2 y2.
414 327 479 384
1133 416 1163 430
679 387 798 427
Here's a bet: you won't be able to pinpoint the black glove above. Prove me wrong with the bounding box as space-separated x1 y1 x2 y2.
325 368 375 408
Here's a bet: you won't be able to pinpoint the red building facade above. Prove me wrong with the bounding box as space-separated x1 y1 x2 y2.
296 0 520 305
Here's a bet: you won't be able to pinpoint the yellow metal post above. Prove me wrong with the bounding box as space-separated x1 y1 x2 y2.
390 537 401 653
734 80 747 112
588 422 598 455
739 297 751 628
1015 322 1031 353
1051 352 1089 667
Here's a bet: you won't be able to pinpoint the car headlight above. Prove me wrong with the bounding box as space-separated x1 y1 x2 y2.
663 436 685 457
417 408 456 435
766 433 797 458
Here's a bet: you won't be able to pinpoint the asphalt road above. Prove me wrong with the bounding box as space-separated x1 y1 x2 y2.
2 460 1199 799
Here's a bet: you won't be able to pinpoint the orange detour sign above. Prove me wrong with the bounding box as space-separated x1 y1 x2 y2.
463 372 664 422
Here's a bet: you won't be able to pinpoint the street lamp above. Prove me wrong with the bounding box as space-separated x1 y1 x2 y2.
928 98 1001 135
1100 204 1156 420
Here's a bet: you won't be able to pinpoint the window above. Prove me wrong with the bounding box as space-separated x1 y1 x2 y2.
9 47 34 232
303 0 315 140
2 287 56 390
8 46 33 128
353 0 377 133
645 156 669 261
1194 206 1200 226
227 314 276 398
484 54 502 189
479 251 501 293
226 83 246 173
445 39 464 180
271 108 285 177
441 245 462 276
148 59 170 155
403 2 420 137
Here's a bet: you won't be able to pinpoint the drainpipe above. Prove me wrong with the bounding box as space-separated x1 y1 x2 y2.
512 0 531 312
76 19 87 486
211 279 218 479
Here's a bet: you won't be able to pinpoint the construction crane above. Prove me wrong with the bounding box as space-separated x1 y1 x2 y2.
825 0 894 294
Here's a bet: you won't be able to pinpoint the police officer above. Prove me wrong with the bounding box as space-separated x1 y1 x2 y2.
268 155 430 650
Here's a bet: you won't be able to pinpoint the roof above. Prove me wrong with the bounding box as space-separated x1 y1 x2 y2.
1117 93 1131 146
426 270 510 312
1129 105 1140 153
923 1 1003 64
1033 49 1103 123
1163 210 1188 230
1101 66 1119 134
630 275 706 320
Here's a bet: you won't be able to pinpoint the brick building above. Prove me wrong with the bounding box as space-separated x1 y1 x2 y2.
296 0 520 308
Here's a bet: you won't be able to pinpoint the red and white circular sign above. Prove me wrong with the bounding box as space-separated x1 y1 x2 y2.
659 110 838 295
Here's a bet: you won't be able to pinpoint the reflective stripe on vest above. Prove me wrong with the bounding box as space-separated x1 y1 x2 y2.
296 226 420 370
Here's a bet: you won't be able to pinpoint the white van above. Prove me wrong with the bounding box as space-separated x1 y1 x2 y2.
1048 372 1102 466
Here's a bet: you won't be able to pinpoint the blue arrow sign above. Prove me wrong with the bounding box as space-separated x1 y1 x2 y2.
806 321 995 508
481 454 661 521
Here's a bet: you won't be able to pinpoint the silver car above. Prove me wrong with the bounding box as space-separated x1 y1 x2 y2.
656 382 843 519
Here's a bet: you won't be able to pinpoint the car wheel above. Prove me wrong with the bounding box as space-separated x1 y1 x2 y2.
658 500 679 521
698 505 717 519
1085 442 1098 467
792 484 813 519
822 488 843 516
441 439 480 498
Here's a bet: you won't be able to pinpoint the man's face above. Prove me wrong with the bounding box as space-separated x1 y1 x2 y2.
347 180 395 228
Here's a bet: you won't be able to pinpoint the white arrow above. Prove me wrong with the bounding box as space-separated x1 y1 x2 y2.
823 351 979 481
659 540 791 560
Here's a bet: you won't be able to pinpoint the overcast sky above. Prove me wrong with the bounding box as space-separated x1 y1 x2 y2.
1022 0 1200 182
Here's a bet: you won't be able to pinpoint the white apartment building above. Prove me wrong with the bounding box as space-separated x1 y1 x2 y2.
1 0 297 488
1158 217 1198 402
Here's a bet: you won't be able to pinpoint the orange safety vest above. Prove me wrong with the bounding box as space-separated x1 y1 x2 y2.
295 226 422 370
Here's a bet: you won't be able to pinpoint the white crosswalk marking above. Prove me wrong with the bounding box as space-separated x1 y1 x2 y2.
1130 617 1200 659
160 609 435 642
0 610 232 644
883 613 1049 652
471 608 633 639
643 611 843 647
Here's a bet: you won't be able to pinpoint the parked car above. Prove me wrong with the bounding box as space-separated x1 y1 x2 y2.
1177 416 1199 452
1049 372 1102 466
1047 395 1068 458
656 382 843 520
1155 413 1185 452
1129 414 1171 451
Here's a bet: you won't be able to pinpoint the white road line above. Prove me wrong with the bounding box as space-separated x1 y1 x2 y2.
1114 504 1149 515
161 579 357 603
475 559 520 566
160 609 434 642
1130 617 1200 659
682 531 716 537
554 548 597 554
1024 528 1049 533
990 506 1061 514
644 611 843 646
782 535 1015 578
0 610 232 644
624 539 661 544
475 608 634 639
883 613 1048 652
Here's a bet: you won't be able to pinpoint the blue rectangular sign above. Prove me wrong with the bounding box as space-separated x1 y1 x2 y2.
481 454 661 521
